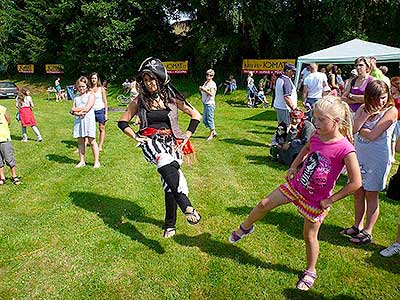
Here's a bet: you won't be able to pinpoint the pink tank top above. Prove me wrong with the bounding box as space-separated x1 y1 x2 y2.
289 134 355 205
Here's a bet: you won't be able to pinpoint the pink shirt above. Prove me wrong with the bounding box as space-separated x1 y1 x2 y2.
289 134 355 205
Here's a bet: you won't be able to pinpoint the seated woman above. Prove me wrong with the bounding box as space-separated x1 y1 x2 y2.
270 108 315 165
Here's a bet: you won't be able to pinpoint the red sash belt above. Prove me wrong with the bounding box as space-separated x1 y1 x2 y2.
140 127 172 137
139 127 195 155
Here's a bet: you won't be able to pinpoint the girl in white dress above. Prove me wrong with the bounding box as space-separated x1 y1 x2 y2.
70 76 100 168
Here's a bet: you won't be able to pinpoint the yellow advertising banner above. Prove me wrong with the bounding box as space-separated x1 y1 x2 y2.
163 61 189 74
17 64 34 74
45 64 64 74
242 59 296 74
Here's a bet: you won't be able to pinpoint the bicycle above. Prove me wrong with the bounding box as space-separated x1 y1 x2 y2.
116 93 131 105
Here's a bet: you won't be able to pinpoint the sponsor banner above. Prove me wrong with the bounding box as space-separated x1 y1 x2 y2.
17 64 34 74
45 64 64 74
242 59 296 74
163 61 189 74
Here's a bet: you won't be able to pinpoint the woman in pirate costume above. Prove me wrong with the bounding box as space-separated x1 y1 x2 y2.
118 57 202 238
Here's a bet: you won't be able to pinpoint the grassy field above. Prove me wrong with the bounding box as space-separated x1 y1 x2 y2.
0 80 399 300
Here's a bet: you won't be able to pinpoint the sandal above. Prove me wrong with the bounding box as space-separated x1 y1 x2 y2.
185 208 201 225
350 229 372 245
339 225 360 237
228 224 255 243
0 178 6 185
296 270 317 291
11 176 21 185
163 227 176 238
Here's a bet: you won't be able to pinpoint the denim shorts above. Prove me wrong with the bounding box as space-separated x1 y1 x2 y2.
95 108 106 124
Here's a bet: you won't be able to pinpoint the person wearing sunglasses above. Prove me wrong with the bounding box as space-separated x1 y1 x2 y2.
199 69 218 140
342 56 374 114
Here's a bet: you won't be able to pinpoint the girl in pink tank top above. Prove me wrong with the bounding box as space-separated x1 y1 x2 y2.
229 97 361 291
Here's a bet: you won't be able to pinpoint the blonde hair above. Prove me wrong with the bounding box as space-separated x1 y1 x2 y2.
314 96 353 143
75 76 88 88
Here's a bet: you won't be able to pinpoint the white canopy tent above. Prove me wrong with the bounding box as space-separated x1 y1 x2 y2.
295 39 400 87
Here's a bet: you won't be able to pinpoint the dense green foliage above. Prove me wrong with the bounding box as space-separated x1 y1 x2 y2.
1 0 400 78
0 82 399 299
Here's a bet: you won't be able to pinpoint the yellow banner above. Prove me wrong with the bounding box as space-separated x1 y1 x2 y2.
17 64 34 74
242 59 296 74
163 61 189 74
45 64 64 74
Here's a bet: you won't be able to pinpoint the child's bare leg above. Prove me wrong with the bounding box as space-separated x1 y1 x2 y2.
0 166 5 180
303 218 322 273
98 123 105 151
238 188 291 234
88 137 100 167
353 187 366 230
76 137 86 166
296 218 321 290
363 191 379 234
10 166 17 178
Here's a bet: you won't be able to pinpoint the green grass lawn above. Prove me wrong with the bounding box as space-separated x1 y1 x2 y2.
0 81 399 300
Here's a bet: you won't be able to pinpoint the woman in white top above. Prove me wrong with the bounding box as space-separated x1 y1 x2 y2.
89 72 108 151
70 76 100 168
199 69 217 140
16 88 42 142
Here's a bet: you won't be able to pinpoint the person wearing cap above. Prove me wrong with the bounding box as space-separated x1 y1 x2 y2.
273 63 298 126
302 63 328 120
118 57 202 238
200 69 218 140
270 108 315 165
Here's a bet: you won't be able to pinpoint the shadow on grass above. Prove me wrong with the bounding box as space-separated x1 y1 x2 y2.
248 127 276 135
225 99 247 107
221 138 266 147
365 249 400 274
244 110 277 122
174 232 298 275
46 154 76 164
70 191 165 254
61 139 77 149
283 288 359 300
227 206 384 251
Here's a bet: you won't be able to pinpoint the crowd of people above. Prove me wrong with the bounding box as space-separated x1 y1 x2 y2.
1 56 400 293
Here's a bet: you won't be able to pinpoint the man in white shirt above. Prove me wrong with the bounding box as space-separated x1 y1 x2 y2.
273 64 297 125
303 63 328 120
297 64 311 91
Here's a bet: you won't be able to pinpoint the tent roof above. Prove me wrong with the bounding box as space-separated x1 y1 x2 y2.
295 39 400 87
297 39 400 64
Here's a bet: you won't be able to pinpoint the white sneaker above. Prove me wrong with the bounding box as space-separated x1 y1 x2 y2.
21 137 28 142
380 242 400 257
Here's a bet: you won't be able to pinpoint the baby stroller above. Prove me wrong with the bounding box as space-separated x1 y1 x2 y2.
248 86 269 108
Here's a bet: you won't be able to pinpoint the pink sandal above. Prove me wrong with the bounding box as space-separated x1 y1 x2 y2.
228 224 255 243
296 270 317 291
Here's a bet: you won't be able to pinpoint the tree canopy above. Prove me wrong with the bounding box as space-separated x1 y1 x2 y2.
1 0 400 79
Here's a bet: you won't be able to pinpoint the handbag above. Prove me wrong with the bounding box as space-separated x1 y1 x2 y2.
15 111 20 122
386 173 400 200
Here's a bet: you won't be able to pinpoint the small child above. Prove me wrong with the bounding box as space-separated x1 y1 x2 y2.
0 104 21 185
229 96 361 291
340 80 397 244
16 87 42 142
